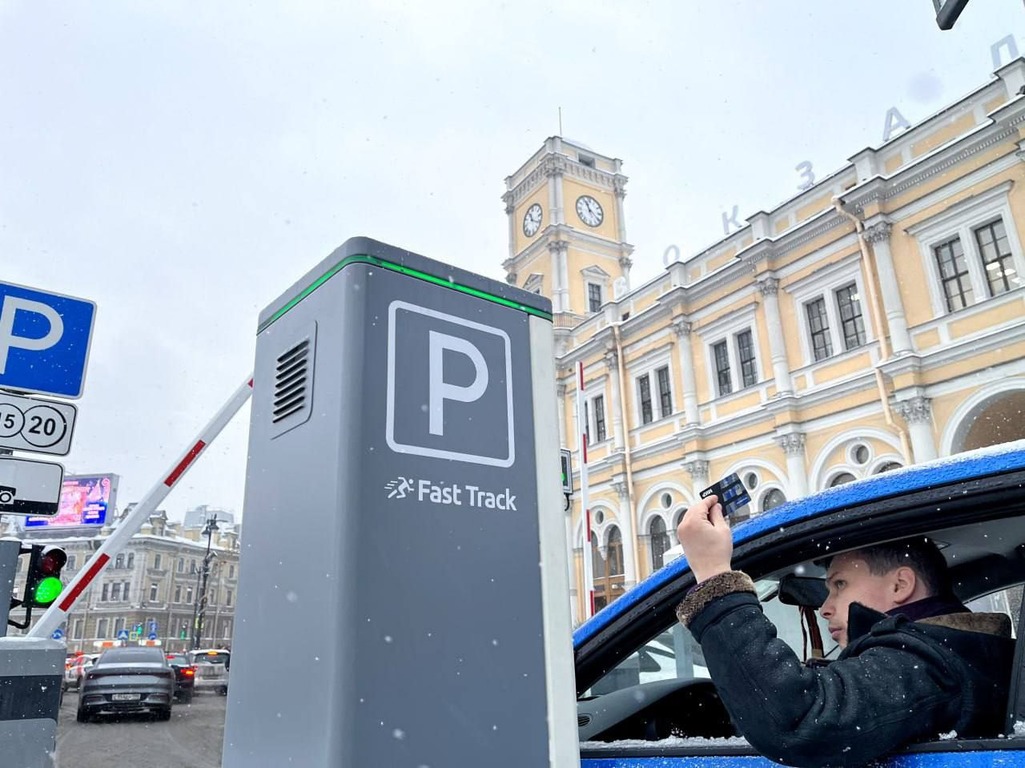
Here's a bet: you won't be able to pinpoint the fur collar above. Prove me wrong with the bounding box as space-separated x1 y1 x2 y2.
918 611 1012 637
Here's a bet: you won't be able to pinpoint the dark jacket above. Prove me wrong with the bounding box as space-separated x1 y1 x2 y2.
676 571 1014 768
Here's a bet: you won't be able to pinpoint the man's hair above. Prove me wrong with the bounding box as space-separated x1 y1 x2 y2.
854 537 951 597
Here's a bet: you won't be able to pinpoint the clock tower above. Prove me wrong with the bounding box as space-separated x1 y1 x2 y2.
502 137 633 316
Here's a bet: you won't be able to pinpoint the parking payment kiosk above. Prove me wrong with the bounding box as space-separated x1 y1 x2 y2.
223 238 578 767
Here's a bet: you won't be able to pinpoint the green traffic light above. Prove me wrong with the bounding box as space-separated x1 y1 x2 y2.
33 576 63 606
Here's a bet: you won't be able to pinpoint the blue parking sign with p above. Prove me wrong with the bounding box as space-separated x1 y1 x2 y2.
0 282 96 399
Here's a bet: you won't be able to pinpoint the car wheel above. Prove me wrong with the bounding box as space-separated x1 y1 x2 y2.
76 706 90 723
156 707 172 722
218 686 228 696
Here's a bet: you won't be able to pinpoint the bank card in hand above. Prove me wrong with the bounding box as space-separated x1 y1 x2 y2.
699 473 751 518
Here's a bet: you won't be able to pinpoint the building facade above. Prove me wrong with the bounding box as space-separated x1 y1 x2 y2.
503 61 1025 623
8 508 240 654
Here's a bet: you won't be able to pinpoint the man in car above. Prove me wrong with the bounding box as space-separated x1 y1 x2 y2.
675 494 1014 768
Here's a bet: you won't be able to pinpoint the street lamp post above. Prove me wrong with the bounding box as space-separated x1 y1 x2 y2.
191 516 220 650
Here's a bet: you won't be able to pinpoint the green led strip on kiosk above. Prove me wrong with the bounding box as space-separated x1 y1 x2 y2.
258 254 553 334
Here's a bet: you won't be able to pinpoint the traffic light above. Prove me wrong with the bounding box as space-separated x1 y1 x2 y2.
560 449 573 494
24 545 67 608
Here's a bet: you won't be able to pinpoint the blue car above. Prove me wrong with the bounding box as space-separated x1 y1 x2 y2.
574 440 1025 767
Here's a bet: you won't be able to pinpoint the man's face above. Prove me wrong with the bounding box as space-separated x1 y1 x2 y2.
818 552 901 647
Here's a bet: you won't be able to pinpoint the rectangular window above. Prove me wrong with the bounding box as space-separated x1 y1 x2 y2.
713 340 732 396
638 375 653 425
186 586 194 603
149 583 159 602
154 554 162 570
736 330 758 388
228 565 235 579
111 583 121 601
101 583 109 602
934 237 973 311
588 283 603 313
174 585 182 603
656 365 672 418
67 554 77 570
97 618 108 638
834 283 866 351
72 619 84 640
593 395 607 443
226 589 233 607
114 617 125 635
805 298 833 361
974 219 1016 297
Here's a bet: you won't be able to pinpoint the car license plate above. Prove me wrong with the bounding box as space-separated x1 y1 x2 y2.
112 693 140 701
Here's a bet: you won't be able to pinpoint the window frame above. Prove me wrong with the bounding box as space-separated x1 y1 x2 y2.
630 352 677 428
707 327 760 398
587 282 603 313
789 258 872 367
909 181 1025 318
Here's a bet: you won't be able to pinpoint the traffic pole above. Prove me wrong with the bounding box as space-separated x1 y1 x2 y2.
27 375 254 639
576 361 595 619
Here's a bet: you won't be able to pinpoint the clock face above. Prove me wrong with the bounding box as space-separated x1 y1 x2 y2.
576 195 604 227
522 203 543 237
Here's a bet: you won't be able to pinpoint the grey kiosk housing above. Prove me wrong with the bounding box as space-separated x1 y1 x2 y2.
223 238 578 767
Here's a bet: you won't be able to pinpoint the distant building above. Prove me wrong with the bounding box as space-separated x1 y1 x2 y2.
183 504 235 530
6 509 241 654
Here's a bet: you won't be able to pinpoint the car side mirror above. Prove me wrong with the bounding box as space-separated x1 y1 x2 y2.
778 574 828 608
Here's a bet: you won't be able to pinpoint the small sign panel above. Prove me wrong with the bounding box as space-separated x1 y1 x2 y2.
0 457 64 516
23 473 118 528
0 391 77 455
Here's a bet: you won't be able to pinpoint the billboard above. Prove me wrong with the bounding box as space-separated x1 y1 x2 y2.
23 473 118 528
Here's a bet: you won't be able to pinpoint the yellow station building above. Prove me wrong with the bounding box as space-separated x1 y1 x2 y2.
502 61 1025 623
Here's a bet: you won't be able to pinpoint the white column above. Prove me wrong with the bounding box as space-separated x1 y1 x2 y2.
775 432 809 498
864 220 913 356
548 240 569 313
604 347 625 451
685 458 710 498
757 278 793 395
613 173 628 244
502 192 516 264
672 318 700 424
556 383 568 449
894 396 937 463
559 245 571 313
612 477 636 590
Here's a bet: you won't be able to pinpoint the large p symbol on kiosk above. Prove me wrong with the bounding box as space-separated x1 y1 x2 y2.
428 331 487 436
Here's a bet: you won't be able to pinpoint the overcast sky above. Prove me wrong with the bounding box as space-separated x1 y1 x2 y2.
2 1 1021 522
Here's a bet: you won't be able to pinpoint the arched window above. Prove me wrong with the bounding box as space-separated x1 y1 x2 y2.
590 527 626 612
590 532 605 579
829 472 856 487
875 462 902 474
649 517 670 570
606 527 624 577
761 488 786 513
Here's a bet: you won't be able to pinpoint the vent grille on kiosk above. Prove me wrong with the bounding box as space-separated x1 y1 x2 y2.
270 323 316 438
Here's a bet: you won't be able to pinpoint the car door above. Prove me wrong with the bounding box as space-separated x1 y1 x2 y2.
575 452 1025 767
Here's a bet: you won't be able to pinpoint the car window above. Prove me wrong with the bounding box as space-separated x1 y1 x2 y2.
589 579 840 697
98 648 165 664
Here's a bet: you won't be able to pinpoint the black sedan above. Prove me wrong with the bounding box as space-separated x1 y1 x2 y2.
77 646 175 722
166 652 196 703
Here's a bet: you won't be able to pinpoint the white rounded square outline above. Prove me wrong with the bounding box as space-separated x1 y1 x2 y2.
386 300 515 468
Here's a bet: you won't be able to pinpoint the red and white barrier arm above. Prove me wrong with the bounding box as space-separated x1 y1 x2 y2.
28 375 255 639
577 361 595 619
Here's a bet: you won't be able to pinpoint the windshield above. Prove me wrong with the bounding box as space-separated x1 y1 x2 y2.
4 2 1025 766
